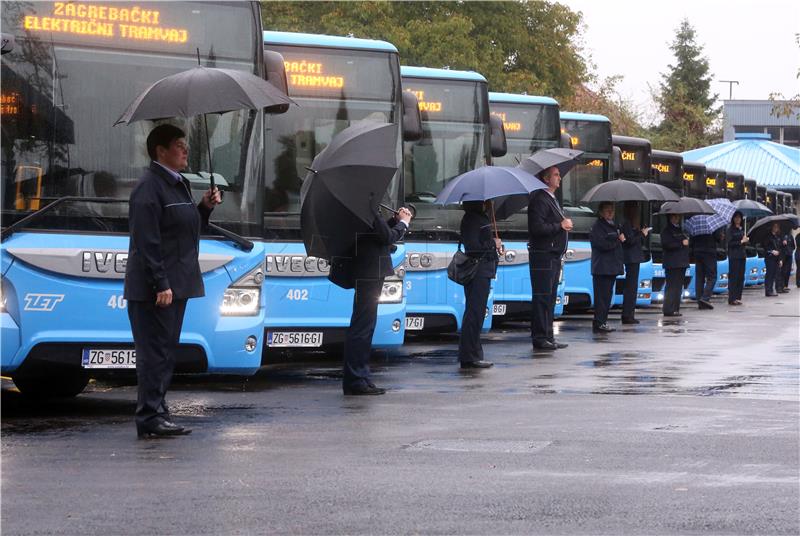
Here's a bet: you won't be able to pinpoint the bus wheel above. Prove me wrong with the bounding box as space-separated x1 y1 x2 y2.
12 372 90 399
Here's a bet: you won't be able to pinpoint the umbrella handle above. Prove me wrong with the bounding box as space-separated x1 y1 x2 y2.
490 200 499 241
203 113 216 192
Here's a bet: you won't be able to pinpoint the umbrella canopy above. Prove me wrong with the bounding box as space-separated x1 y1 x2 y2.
300 122 400 260
684 198 737 236
114 66 296 125
435 166 546 206
580 179 679 203
519 148 584 178
747 213 799 244
733 198 773 217
654 197 716 217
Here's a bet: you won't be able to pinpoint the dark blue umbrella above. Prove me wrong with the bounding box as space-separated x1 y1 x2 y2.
519 148 584 178
733 198 773 217
435 166 546 206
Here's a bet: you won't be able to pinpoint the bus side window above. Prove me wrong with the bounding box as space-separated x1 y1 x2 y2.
14 165 43 211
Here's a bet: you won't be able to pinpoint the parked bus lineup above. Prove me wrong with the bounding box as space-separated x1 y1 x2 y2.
1 6 795 396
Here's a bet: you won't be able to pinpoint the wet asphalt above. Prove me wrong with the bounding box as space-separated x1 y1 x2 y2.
2 287 799 535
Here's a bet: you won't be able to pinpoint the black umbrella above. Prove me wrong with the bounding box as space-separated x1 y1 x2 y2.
580 179 678 203
115 64 296 189
653 197 716 217
300 122 400 260
519 148 584 178
733 198 773 217
639 182 681 202
747 213 799 244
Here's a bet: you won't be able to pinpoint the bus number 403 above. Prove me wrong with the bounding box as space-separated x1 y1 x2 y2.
107 295 128 309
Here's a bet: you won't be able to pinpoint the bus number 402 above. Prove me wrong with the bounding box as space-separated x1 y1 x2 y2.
107 295 128 309
285 289 309 301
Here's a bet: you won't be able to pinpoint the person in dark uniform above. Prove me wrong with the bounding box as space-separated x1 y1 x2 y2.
458 200 501 369
661 214 690 316
763 223 782 297
726 211 748 305
329 206 412 395
795 233 800 288
528 166 572 351
620 202 650 324
779 230 794 293
690 228 723 309
125 124 221 438
590 202 625 333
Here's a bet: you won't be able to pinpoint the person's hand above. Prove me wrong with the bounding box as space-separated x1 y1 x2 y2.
741 236 749 244
156 288 173 308
494 238 504 254
618 233 626 242
561 218 573 231
202 187 222 209
782 239 788 246
772 250 780 256
642 227 651 237
397 207 413 225
682 239 689 246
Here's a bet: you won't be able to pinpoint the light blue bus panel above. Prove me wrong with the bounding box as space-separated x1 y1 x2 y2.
489 93 562 323
745 255 764 286
261 32 409 353
0 1 270 397
401 67 496 334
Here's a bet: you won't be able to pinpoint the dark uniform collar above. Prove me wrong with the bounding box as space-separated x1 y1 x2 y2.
149 160 183 185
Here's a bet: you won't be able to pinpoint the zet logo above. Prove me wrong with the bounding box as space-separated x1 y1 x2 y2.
23 293 64 312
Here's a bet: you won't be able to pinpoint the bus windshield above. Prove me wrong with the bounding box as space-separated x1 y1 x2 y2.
403 77 489 235
1 1 264 236
262 45 401 238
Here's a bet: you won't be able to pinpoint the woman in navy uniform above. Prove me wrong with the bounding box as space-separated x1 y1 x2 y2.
125 124 221 438
590 202 625 333
620 202 650 324
779 231 795 292
660 214 690 316
690 228 722 310
763 223 783 297
328 206 412 395
726 211 748 305
795 233 800 288
458 201 501 369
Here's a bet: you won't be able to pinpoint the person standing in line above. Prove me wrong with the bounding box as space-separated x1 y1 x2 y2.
779 230 795 293
690 227 722 310
795 232 800 288
590 202 625 333
125 124 221 438
528 166 572 351
620 202 650 324
661 213 690 317
726 211 748 305
328 205 412 395
458 200 501 369
763 222 782 297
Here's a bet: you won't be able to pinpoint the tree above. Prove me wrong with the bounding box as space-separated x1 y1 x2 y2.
769 33 800 120
651 18 721 151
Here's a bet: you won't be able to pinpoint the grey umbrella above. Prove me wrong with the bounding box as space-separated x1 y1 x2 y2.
654 197 716 217
115 65 296 189
733 198 773 217
580 179 679 203
519 148 584 178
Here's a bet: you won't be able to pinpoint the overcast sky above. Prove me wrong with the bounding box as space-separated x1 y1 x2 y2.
561 0 800 124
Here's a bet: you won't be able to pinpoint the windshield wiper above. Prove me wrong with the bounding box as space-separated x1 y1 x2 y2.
1 196 254 252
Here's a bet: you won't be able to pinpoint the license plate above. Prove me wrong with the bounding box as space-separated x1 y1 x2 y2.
81 348 136 369
267 331 323 347
563 294 569 305
405 316 425 330
492 303 507 316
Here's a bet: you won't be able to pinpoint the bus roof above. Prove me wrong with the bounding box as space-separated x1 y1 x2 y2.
559 111 610 123
489 92 558 106
652 149 683 162
401 66 487 83
263 31 398 53
706 167 727 176
612 134 651 148
726 171 745 180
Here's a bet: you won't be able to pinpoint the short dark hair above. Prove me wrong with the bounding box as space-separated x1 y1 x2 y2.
146 124 185 160
598 201 614 212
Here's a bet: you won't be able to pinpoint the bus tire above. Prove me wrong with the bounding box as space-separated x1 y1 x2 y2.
12 372 90 399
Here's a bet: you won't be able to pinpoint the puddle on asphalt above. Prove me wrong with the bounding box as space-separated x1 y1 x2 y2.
405 439 552 453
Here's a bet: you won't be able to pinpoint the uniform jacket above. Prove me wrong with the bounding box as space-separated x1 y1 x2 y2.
763 233 782 259
328 209 407 289
620 220 646 264
461 210 499 279
690 229 723 255
727 224 747 260
661 222 690 269
781 233 795 256
589 217 624 276
527 189 567 255
124 161 211 301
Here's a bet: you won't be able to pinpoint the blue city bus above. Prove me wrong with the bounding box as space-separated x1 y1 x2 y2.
488 93 565 323
610 136 654 307
261 32 418 353
556 112 614 311
681 161 709 299
755 184 769 283
649 150 691 304
742 179 763 286
1 2 273 396
401 67 506 334
706 167 729 295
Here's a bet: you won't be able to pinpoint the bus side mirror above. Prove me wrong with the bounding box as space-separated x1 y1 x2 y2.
263 50 290 114
489 115 507 158
401 91 423 142
1 33 14 55
560 132 573 149
612 146 623 177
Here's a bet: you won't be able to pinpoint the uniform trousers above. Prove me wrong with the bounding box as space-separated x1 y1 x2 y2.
343 278 383 389
621 263 640 321
458 275 491 363
530 252 561 345
727 258 746 303
663 268 685 315
694 253 717 302
764 256 780 295
592 274 616 327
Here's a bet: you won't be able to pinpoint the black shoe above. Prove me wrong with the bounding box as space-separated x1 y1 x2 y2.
549 340 569 349
663 312 682 317
778 289 790 294
593 324 615 333
533 340 557 350
343 384 386 396
621 318 640 325
137 420 191 439
765 293 778 297
698 299 714 310
460 360 494 369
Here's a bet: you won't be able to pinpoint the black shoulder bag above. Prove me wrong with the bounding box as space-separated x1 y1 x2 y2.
447 239 479 285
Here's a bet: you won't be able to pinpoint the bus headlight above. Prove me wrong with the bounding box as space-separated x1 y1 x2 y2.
0 279 5 313
221 262 264 316
750 268 759 274
720 273 728 280
379 277 403 304
640 279 651 289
